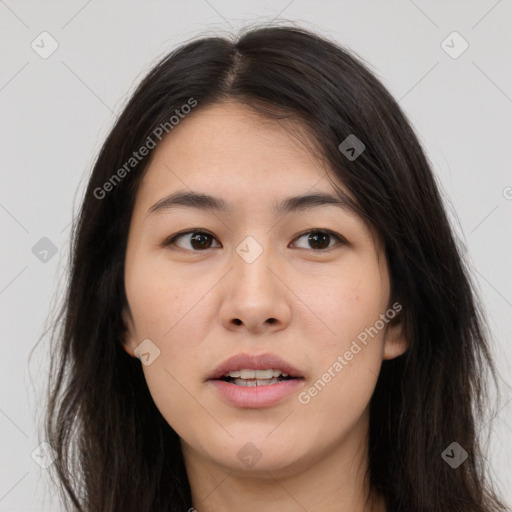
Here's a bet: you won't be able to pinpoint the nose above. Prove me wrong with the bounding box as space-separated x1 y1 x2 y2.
219 239 292 334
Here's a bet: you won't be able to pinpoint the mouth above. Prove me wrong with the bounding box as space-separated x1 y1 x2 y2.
206 353 306 408
206 352 305 382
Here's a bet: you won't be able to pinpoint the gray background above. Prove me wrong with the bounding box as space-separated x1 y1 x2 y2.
1 1 511 510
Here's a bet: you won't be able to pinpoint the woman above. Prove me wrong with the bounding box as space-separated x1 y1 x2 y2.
44 24 509 511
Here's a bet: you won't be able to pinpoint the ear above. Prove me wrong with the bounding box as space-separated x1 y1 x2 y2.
383 306 408 360
121 305 138 358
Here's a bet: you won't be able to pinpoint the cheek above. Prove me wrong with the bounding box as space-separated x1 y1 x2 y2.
126 255 202 339
307 257 389 353
295 256 388 412
297 290 385 445
125 258 214 422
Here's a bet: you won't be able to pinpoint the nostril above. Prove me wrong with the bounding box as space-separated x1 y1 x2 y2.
233 319 242 325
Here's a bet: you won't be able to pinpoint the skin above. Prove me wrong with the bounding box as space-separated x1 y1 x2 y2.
122 101 408 512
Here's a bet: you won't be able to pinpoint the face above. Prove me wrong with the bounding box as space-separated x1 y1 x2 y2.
122 101 407 479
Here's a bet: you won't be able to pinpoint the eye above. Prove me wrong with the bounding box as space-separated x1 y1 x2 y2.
291 229 345 251
162 228 346 252
163 230 221 251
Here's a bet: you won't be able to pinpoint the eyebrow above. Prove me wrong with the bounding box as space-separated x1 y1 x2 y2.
147 190 355 218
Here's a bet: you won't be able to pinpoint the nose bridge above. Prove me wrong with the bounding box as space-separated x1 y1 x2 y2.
233 234 277 296
236 234 268 269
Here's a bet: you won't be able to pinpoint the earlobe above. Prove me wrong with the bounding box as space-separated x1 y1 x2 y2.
383 337 408 360
121 342 135 357
382 313 408 360
121 306 137 358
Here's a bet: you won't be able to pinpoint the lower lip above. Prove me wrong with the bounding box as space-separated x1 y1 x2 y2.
208 379 305 408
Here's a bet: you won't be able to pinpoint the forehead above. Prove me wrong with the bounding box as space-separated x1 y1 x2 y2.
138 101 348 207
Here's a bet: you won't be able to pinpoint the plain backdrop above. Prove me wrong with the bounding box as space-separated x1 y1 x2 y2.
1 1 511 510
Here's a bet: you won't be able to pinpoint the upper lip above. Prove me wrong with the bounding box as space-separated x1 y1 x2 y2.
207 352 304 381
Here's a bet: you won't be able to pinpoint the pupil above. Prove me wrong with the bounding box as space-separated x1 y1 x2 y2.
309 232 329 250
191 233 211 250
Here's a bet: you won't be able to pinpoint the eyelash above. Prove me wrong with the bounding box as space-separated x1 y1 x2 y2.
162 229 346 252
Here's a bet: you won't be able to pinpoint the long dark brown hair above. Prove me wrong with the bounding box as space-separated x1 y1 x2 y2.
41 23 509 511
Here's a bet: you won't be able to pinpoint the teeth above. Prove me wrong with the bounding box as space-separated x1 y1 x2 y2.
232 378 280 386
223 369 289 379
